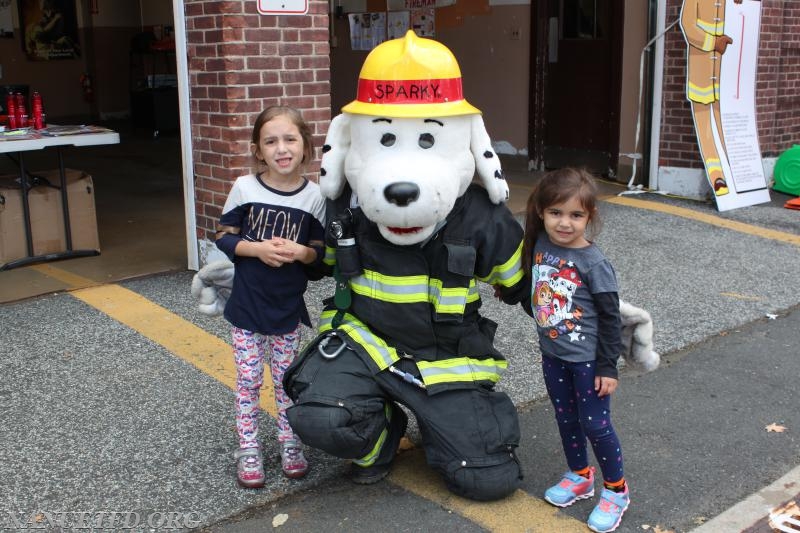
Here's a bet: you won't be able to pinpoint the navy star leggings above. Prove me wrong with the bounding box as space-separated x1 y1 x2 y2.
542 355 624 483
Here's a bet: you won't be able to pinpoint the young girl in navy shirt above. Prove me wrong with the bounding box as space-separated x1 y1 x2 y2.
522 167 629 532
216 106 325 487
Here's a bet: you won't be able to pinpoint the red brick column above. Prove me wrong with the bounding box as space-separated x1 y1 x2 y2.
183 0 331 242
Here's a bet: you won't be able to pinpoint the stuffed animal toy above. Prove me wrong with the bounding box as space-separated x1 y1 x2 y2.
190 259 234 316
192 30 658 502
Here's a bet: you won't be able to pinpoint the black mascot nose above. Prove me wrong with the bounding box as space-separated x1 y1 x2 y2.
384 182 420 207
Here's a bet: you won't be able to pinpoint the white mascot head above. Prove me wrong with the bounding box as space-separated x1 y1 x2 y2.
320 31 509 246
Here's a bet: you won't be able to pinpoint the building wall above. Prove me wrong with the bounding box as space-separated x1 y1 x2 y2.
659 0 799 173
183 0 331 244
330 4 531 154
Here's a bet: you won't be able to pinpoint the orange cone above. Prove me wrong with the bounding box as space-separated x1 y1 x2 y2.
785 197 800 210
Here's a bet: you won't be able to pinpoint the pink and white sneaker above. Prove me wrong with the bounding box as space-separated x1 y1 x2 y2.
234 447 265 488
281 440 309 479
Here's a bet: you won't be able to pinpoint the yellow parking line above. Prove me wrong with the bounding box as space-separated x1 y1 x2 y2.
389 451 586 532
30 263 98 288
65 281 584 530
604 195 800 247
70 284 276 415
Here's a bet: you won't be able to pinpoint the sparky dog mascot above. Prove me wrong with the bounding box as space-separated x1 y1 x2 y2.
281 31 530 501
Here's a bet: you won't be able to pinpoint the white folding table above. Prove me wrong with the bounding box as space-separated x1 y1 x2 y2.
0 128 120 270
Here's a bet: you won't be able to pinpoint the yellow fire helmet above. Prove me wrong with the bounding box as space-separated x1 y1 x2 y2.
342 30 481 118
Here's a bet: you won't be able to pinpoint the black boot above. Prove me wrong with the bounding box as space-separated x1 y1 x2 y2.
351 403 408 485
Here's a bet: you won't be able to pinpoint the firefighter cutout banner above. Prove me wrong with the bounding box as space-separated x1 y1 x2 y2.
680 0 769 211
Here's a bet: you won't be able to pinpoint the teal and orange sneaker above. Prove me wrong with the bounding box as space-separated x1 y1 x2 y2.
544 467 595 507
587 485 630 533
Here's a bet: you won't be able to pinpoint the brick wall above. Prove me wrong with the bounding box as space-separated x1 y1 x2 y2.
184 0 331 241
659 0 799 169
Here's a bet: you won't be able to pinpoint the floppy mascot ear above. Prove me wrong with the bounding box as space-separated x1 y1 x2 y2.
319 113 352 200
470 114 509 205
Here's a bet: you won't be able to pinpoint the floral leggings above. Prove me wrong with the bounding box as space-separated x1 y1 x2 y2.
233 325 301 449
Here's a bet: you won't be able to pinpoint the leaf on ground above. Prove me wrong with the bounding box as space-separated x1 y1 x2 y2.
769 500 800 531
642 526 676 533
272 513 288 528
766 423 788 433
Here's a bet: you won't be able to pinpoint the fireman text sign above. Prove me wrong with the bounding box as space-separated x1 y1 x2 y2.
257 0 308 15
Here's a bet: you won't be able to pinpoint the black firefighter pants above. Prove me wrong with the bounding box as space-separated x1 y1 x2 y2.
284 334 523 501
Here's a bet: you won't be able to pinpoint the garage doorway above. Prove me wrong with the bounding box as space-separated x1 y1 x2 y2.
529 0 624 176
0 1 190 303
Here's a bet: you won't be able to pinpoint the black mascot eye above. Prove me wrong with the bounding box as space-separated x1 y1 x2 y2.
418 133 434 149
381 133 396 147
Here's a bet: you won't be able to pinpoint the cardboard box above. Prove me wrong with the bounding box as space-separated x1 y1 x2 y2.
0 169 100 265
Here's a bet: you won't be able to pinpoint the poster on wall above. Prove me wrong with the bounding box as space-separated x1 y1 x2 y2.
679 0 769 211
1 0 14 38
387 11 410 39
348 12 387 51
18 0 81 60
717 0 770 210
410 8 434 37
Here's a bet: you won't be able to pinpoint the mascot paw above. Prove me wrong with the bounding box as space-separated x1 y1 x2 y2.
619 299 660 372
191 259 235 316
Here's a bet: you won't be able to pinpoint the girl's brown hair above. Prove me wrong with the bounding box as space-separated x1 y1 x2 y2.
251 105 314 164
522 167 601 275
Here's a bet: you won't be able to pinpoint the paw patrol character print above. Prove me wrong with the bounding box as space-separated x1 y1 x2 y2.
533 262 584 340
550 264 583 322
533 281 554 328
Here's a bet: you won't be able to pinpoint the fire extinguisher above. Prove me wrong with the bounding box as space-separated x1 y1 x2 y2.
80 73 94 102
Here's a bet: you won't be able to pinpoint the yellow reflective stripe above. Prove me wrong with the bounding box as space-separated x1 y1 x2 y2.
428 278 470 314
697 18 724 36
688 82 719 104
353 403 391 467
705 158 723 173
477 241 524 287
320 310 400 370
323 245 336 266
416 357 508 386
350 271 429 304
349 270 476 315
320 312 507 386
466 281 480 303
701 33 713 51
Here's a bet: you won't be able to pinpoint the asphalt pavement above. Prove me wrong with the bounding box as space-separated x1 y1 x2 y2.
1 183 799 533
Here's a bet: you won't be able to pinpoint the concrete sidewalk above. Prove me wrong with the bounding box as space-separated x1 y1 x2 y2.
1 178 798 531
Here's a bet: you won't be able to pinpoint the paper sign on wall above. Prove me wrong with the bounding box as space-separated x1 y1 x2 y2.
258 0 308 15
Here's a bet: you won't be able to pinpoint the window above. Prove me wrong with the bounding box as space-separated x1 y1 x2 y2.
560 0 607 40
